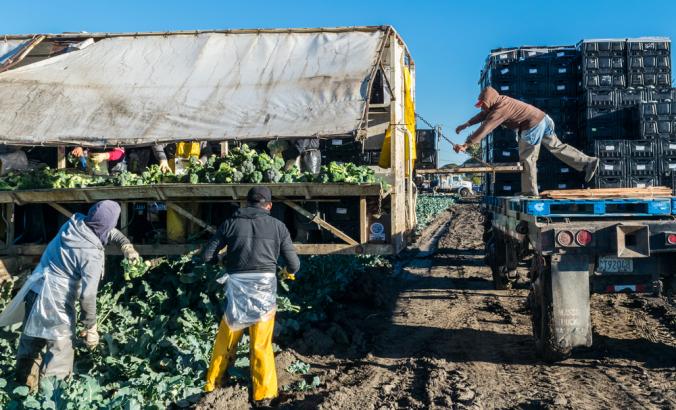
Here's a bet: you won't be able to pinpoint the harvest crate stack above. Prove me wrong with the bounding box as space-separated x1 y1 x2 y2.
579 37 674 189
478 37 675 195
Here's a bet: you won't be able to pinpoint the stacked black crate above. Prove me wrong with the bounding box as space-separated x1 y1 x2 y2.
479 48 521 195
627 38 671 90
415 129 438 170
578 39 628 161
594 139 626 188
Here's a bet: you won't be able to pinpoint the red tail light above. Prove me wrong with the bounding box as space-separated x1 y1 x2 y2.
575 230 593 246
556 230 574 247
667 233 676 245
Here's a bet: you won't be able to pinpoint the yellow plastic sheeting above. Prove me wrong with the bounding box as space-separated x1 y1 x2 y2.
167 141 203 242
204 317 278 401
175 141 202 159
378 65 416 174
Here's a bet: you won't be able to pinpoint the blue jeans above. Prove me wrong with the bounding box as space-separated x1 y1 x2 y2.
519 115 555 146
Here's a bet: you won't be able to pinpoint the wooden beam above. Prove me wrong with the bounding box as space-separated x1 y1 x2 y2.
359 197 367 244
166 203 217 234
416 163 522 175
282 199 359 246
57 146 66 169
2 243 394 257
48 202 72 218
0 35 46 72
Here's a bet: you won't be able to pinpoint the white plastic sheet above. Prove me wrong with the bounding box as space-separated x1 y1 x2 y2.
0 30 386 146
220 272 277 330
0 39 28 64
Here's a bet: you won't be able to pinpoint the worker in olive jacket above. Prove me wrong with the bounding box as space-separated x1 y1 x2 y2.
455 86 600 196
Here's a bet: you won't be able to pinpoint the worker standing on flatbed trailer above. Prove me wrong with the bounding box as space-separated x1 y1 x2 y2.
454 86 600 196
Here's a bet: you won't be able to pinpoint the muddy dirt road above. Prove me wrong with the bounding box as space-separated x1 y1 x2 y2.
200 203 676 409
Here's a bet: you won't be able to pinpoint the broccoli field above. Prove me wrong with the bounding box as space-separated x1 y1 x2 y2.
0 253 390 409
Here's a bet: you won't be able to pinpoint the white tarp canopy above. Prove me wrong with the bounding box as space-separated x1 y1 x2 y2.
0 29 387 146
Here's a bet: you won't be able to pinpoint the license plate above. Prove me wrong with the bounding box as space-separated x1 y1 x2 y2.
597 256 633 273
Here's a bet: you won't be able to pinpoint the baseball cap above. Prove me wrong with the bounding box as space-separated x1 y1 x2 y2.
247 186 272 203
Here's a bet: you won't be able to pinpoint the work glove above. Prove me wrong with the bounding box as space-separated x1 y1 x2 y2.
158 159 171 174
453 143 468 153
79 324 100 349
280 267 296 281
70 147 86 157
121 244 140 261
89 152 110 163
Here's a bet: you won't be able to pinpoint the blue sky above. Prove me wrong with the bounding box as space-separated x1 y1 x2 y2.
4 0 675 165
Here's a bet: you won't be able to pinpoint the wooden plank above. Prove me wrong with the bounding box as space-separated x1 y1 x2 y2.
120 202 129 235
0 183 387 204
166 203 217 234
416 163 522 175
540 187 672 199
283 199 359 245
359 197 367 244
389 35 407 255
48 203 72 218
2 243 394 257
57 146 66 169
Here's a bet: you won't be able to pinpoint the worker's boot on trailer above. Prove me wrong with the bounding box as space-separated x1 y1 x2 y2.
584 157 600 183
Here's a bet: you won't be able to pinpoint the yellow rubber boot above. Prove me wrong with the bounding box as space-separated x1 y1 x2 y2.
204 320 244 392
249 316 278 401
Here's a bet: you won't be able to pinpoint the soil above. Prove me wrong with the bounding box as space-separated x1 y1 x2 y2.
196 203 676 409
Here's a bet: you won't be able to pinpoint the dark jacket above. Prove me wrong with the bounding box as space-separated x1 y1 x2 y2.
465 86 546 145
202 206 300 274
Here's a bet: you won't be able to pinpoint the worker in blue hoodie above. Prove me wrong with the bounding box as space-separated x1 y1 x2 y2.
0 201 139 389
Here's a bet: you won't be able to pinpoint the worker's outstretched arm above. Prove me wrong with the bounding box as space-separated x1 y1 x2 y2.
79 254 105 329
456 111 487 134
279 226 300 274
201 221 229 263
108 229 139 261
465 110 506 145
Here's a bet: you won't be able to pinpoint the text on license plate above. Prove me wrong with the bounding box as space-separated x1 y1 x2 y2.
597 257 633 273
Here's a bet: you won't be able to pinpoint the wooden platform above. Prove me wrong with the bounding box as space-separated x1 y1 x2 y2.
540 187 673 200
415 163 522 175
0 183 389 204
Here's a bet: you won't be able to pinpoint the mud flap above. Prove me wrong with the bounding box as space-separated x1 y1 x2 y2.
550 254 592 350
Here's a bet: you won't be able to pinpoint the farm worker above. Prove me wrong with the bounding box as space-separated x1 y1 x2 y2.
454 86 600 196
70 147 127 175
0 200 140 389
152 142 213 242
201 186 300 405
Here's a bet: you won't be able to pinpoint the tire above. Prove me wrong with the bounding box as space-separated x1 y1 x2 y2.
529 255 572 362
459 187 471 197
485 231 511 290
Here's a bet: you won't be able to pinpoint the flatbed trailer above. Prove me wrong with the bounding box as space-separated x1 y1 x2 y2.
483 194 676 361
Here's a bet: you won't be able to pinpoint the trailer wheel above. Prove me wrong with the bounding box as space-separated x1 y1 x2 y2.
459 187 471 197
529 256 572 362
485 232 511 290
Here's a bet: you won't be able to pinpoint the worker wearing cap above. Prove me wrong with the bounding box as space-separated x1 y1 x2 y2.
201 187 300 405
0 201 139 389
454 86 600 196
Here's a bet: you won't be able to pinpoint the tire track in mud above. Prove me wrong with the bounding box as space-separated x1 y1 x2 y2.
316 203 675 409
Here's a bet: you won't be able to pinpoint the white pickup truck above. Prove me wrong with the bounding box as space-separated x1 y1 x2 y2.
434 175 474 197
